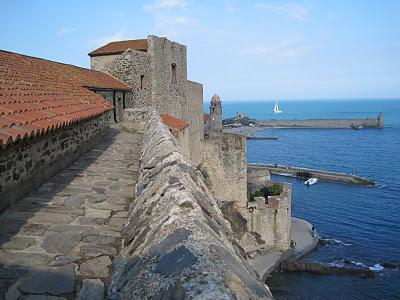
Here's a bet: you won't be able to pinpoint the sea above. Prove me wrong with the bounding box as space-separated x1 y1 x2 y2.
213 99 400 300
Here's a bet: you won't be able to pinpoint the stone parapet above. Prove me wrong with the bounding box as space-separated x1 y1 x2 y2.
109 110 272 299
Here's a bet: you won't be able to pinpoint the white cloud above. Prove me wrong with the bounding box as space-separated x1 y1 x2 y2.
255 2 311 21
144 0 190 11
152 14 196 37
143 0 196 38
56 27 76 37
91 31 125 47
243 35 310 63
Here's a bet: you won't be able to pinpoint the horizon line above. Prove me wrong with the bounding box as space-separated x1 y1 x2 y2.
218 98 400 102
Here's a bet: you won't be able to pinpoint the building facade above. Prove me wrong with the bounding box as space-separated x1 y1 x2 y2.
89 36 204 165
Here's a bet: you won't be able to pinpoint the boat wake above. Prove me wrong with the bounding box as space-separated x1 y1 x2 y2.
369 264 385 271
376 182 387 189
329 259 391 272
319 238 352 246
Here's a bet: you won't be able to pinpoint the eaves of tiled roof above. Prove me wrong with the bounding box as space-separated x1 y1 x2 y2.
88 39 148 57
160 114 190 130
0 50 131 146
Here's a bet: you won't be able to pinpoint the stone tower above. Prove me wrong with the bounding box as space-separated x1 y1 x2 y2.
377 112 384 128
210 94 222 137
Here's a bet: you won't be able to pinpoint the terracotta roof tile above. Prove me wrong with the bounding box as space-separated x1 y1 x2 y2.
204 113 210 121
160 114 189 130
89 39 148 57
0 49 131 146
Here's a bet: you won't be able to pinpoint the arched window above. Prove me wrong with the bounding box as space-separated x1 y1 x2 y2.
171 63 177 83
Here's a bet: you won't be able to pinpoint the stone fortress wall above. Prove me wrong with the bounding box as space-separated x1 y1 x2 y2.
247 167 271 194
90 35 292 291
103 50 151 110
90 54 121 71
94 90 129 123
95 35 204 167
221 133 248 208
201 95 292 254
200 133 247 208
187 80 204 165
245 168 291 251
112 108 272 299
0 111 111 212
0 35 294 298
148 36 189 122
247 183 292 251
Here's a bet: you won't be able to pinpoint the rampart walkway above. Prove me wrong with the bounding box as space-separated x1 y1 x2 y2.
0 127 142 299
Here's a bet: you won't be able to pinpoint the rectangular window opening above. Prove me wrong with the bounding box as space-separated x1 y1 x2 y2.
171 63 177 83
140 75 145 90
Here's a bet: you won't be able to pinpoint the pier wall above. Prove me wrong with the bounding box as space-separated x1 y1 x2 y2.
111 109 272 299
248 164 374 186
258 115 384 128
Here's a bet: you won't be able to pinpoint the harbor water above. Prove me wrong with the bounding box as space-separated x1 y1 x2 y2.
215 99 400 300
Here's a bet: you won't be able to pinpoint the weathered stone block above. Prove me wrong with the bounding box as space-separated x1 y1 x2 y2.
18 266 75 296
79 256 111 278
77 279 104 300
41 232 81 254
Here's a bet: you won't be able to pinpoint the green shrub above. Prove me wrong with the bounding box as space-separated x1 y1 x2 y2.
250 190 264 201
249 184 283 200
268 184 283 196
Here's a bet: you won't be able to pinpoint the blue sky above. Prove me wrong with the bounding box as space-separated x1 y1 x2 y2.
1 0 399 101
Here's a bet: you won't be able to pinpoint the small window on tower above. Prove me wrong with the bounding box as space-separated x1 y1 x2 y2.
171 63 177 83
140 75 145 90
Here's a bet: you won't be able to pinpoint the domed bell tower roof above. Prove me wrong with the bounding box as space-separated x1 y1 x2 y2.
210 94 221 106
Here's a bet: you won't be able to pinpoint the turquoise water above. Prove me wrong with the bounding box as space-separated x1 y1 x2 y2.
212 99 400 300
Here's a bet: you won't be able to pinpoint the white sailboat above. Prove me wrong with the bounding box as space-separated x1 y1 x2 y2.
273 101 282 114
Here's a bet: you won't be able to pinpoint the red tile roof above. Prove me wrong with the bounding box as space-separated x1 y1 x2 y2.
89 39 148 57
0 50 131 146
160 114 189 130
204 113 210 121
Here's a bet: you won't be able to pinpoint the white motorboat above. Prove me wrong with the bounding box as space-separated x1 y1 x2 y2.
305 178 318 186
273 101 282 114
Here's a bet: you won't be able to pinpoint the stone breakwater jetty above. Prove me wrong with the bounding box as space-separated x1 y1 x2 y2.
257 113 384 129
249 163 375 186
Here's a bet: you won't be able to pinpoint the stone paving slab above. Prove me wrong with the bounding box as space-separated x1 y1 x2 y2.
0 127 142 299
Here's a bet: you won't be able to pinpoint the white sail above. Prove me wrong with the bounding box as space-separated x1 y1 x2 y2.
273 101 282 113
